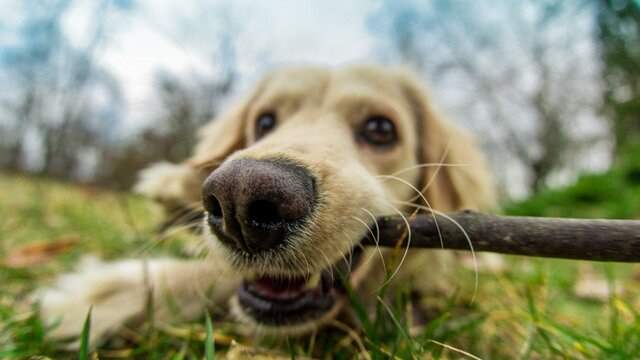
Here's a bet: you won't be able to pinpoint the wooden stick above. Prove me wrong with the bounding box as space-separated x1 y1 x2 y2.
361 210 640 262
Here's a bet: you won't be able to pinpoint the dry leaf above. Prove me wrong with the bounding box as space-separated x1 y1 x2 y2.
225 341 315 360
2 235 79 268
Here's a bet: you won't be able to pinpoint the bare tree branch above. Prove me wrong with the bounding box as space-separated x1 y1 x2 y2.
362 211 640 262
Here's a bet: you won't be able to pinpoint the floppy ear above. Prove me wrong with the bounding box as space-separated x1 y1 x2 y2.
188 103 249 171
134 101 249 222
396 71 497 212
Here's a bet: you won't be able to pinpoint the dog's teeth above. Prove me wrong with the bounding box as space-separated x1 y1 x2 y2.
305 273 321 289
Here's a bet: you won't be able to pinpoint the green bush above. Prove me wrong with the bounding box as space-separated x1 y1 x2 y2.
506 143 640 219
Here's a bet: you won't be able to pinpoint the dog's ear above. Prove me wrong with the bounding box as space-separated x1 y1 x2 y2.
189 69 280 170
396 70 496 212
188 103 248 170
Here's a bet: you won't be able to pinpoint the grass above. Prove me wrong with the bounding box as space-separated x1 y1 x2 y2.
79 307 92 360
204 313 215 360
0 150 639 359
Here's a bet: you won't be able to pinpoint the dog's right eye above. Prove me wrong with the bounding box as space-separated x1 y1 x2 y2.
255 112 277 140
359 115 398 148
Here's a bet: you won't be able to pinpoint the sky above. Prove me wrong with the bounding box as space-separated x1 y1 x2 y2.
0 0 611 197
57 0 381 131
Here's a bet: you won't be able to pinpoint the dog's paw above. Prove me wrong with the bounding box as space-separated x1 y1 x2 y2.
134 162 201 207
35 258 149 347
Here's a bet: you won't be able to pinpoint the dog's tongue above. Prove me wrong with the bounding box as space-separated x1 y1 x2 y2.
251 276 308 301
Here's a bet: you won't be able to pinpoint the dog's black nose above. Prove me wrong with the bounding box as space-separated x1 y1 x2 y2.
202 158 316 254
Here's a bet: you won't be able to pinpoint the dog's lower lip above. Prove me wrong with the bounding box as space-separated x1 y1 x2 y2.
237 247 363 325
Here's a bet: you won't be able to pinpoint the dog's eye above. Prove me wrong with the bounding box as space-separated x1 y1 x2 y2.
360 116 398 147
255 112 277 139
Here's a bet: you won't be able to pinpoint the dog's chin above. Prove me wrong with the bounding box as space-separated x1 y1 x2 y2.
230 246 364 332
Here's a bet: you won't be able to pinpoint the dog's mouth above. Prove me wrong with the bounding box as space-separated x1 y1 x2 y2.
237 246 364 326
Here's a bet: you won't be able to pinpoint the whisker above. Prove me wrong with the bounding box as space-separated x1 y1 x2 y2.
352 213 387 274
360 208 387 274
157 221 203 238
360 208 380 247
297 228 332 271
291 245 312 276
132 231 184 256
160 203 205 225
391 162 469 177
375 175 445 249
339 228 356 271
159 210 205 230
302 240 335 282
138 219 201 254
414 141 453 203
378 201 412 287
393 201 480 304
135 222 204 257
330 228 355 283
169 201 206 212
317 246 335 284
428 210 478 303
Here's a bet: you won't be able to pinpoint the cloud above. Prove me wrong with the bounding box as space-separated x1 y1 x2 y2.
59 0 379 131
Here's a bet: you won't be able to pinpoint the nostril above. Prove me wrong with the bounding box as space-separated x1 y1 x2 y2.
204 195 223 219
247 200 282 226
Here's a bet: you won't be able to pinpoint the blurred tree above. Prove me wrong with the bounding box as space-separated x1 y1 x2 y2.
94 11 239 189
0 0 123 180
0 0 238 189
369 0 606 195
96 70 236 189
154 67 234 162
596 0 640 156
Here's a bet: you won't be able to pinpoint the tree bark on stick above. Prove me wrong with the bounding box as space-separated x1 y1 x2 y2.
362 210 640 262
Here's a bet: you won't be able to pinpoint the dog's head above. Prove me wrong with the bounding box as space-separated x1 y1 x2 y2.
142 65 495 333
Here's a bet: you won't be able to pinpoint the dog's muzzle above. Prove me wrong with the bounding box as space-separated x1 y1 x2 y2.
202 157 366 329
202 158 316 254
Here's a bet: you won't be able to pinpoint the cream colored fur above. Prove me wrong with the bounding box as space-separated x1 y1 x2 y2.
37 65 495 347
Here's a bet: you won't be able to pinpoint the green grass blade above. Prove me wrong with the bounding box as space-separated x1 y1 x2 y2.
205 312 215 360
78 306 92 360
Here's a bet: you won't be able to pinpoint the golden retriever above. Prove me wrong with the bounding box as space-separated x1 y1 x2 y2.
37 65 495 347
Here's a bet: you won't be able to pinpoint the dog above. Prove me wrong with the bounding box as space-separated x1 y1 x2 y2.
37 65 496 347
